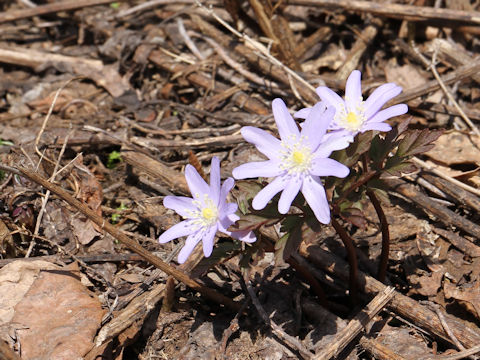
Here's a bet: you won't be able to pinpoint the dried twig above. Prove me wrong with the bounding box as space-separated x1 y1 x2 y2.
243 272 313 359
313 286 395 360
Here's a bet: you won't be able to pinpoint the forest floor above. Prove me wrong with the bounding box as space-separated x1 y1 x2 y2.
1 0 480 359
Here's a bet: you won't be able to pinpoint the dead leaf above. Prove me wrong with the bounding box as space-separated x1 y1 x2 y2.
425 131 480 166
11 262 104 360
71 155 103 245
0 260 59 326
0 218 15 258
444 281 480 320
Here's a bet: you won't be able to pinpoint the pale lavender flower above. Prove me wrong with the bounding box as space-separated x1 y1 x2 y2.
159 157 256 264
295 70 408 136
232 99 350 224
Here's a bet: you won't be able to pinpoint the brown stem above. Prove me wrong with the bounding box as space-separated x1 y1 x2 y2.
2 164 240 311
331 217 358 304
367 190 390 283
287 256 329 308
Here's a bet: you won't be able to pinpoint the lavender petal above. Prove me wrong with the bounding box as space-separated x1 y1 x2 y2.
365 84 402 119
311 158 350 178
163 196 195 218
241 126 282 159
272 98 300 141
209 157 221 204
345 70 362 111
185 164 210 199
315 86 345 111
201 225 217 258
252 176 288 210
177 231 203 264
232 160 283 180
159 220 195 244
368 104 408 123
301 176 330 224
278 176 302 214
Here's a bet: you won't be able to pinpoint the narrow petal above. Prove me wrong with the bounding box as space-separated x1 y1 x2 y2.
231 230 257 243
163 196 195 218
177 232 202 264
232 160 283 180
185 164 210 198
301 104 335 150
209 157 221 204
219 202 238 217
252 176 288 210
368 104 408 123
201 225 217 258
220 177 235 204
364 84 402 119
345 70 362 111
159 220 195 244
363 83 397 111
301 176 331 224
361 122 392 132
310 158 350 178
272 98 300 141
241 126 281 159
313 131 353 158
218 214 237 233
294 107 311 119
315 86 345 111
278 176 302 214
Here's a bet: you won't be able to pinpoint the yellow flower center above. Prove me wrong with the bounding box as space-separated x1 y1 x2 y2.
187 195 219 228
346 112 360 127
279 135 313 175
292 150 305 165
202 207 216 221
335 97 367 132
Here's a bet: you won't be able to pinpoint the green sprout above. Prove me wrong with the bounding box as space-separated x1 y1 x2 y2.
107 150 122 169
111 202 129 223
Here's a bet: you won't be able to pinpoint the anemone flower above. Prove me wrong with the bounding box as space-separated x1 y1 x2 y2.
295 70 408 136
159 157 256 264
232 98 350 224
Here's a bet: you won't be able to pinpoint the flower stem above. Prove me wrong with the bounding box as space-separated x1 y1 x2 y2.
367 190 390 283
331 217 358 304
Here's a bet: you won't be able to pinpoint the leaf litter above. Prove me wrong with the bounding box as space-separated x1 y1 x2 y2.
1 0 480 359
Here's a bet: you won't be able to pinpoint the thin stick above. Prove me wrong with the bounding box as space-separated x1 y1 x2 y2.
286 0 480 25
0 164 240 311
0 0 129 23
412 157 480 197
196 0 317 100
243 272 313 359
367 190 390 283
331 217 358 304
313 286 395 360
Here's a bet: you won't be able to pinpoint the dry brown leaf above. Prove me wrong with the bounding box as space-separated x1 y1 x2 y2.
425 131 480 166
385 63 427 91
0 260 59 326
444 281 480 320
0 218 15 258
71 155 103 245
11 262 104 360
